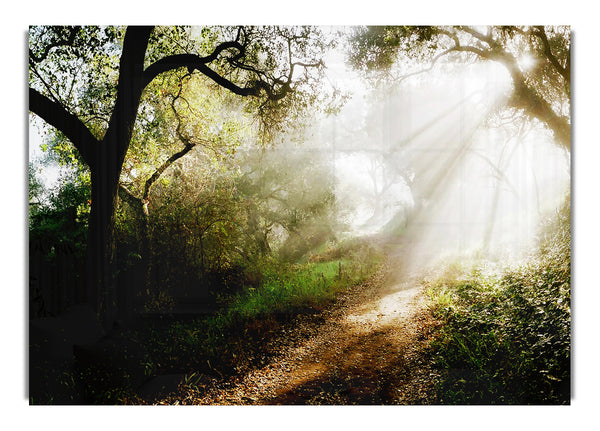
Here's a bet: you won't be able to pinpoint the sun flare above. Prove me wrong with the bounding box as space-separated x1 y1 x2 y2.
519 52 537 72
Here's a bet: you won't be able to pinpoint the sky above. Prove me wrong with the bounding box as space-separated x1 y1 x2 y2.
6 3 600 429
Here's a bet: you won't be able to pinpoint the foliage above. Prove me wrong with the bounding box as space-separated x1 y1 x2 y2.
347 26 439 72
29 26 124 135
113 118 343 312
235 138 340 263
424 198 570 404
29 162 91 317
29 25 335 150
224 242 382 320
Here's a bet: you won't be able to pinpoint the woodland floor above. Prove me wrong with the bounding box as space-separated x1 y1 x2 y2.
144 261 441 405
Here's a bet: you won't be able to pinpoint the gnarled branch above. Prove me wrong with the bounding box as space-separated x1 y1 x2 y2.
142 39 298 102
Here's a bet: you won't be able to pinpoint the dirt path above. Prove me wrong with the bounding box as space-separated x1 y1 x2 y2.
155 264 439 405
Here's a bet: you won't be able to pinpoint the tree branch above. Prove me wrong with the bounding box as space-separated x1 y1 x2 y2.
533 26 570 83
144 54 264 97
118 183 141 206
142 41 243 88
142 144 195 200
458 26 498 48
29 87 98 164
142 41 293 101
29 26 81 63
393 44 491 85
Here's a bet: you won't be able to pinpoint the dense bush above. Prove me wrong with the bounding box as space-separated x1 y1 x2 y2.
425 198 570 404
29 170 90 317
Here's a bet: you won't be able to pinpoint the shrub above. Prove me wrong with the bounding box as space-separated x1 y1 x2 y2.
426 198 570 404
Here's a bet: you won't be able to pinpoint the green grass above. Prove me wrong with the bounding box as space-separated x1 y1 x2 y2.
184 256 380 350
227 259 349 317
220 238 383 322
424 200 570 404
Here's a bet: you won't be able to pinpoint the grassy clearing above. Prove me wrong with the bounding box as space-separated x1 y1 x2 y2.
226 255 378 316
424 200 570 404
227 260 347 317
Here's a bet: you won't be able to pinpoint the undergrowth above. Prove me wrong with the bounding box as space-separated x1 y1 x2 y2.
166 244 382 358
424 199 570 404
88 240 384 403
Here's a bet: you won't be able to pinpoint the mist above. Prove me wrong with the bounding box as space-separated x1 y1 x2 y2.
29 35 571 276
316 58 570 274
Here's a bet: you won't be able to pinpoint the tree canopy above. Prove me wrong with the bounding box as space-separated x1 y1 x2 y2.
347 26 570 149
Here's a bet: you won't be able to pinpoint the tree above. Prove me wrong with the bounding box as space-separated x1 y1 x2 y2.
115 74 254 307
116 69 241 307
29 160 91 317
235 136 338 263
347 26 570 150
29 25 329 326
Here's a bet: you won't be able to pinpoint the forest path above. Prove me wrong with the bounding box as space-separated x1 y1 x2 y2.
166 261 439 405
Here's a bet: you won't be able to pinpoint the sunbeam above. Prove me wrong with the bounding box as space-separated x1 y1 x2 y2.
331 60 569 275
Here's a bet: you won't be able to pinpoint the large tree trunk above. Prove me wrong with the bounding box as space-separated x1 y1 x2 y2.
87 158 122 329
85 26 153 328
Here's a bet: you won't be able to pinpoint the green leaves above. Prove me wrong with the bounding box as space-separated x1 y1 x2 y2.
29 26 124 132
